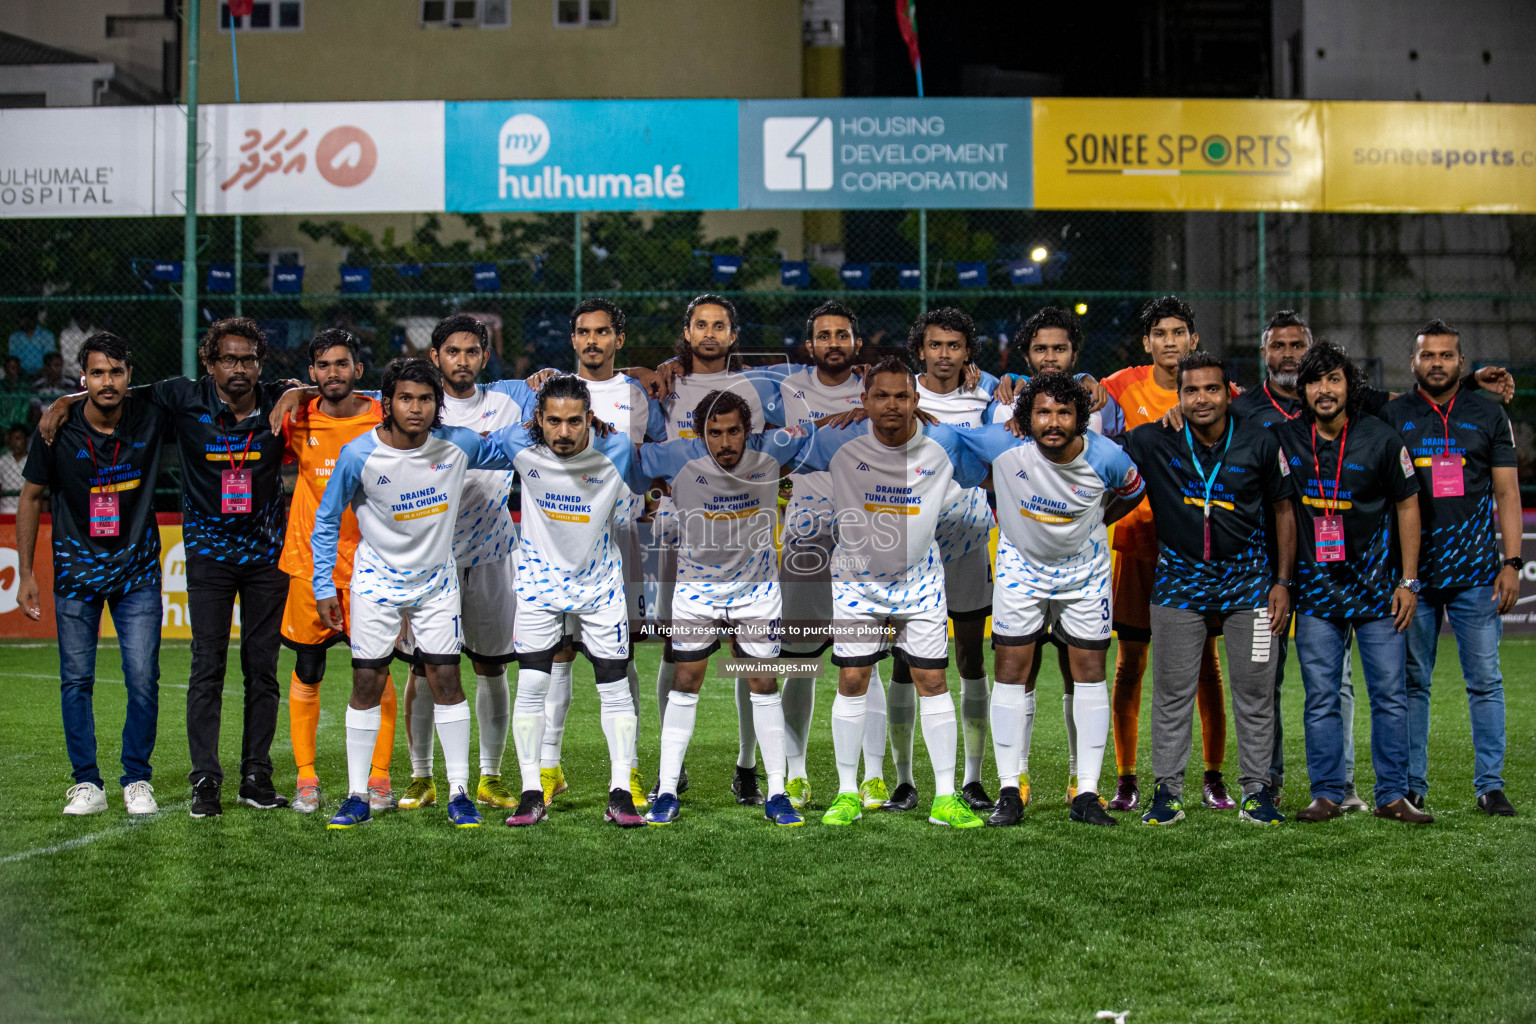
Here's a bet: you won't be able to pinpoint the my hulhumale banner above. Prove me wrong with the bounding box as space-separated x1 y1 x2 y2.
737 98 1032 209
444 100 738 212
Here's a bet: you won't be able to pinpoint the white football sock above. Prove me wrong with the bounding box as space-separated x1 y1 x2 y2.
990 684 1026 791
1073 681 1110 798
433 700 472 799
513 668 551 795
655 659 675 728
960 676 989 787
1020 687 1037 776
597 679 638 792
920 693 959 798
781 676 815 780
475 673 510 776
1063 693 1078 776
345 704 382 797
539 661 575 769
861 662 887 783
735 678 757 769
407 673 434 777
627 660 641 769
657 689 698 797
750 690 788 797
830 693 866 794
887 678 917 787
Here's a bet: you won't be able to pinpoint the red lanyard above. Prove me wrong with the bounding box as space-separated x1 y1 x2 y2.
219 412 257 471
1263 381 1298 421
1416 387 1457 457
1310 421 1348 516
84 435 122 488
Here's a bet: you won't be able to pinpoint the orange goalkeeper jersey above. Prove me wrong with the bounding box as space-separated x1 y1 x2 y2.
278 396 383 585
1102 365 1180 558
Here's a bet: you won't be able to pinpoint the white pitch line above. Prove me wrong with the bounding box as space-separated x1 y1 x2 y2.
0 801 191 865
10 672 187 689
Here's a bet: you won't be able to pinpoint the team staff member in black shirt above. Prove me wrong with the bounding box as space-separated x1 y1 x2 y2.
1123 352 1295 827
1276 341 1431 825
18 332 167 817
1381 320 1520 817
42 317 297 818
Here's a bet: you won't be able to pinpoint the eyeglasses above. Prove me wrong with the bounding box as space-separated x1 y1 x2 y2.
214 355 261 370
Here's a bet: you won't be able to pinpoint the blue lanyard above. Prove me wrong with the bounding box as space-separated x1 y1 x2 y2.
1184 418 1233 559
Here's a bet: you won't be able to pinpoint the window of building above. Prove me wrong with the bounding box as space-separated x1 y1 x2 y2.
421 0 509 28
555 0 614 28
219 2 303 32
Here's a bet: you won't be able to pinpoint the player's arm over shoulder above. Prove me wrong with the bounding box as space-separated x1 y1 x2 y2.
599 429 653 493
927 422 988 488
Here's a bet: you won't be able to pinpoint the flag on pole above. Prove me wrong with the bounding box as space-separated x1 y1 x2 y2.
895 0 923 97
229 0 254 16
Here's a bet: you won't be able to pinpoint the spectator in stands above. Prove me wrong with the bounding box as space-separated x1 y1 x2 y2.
57 308 97 374
32 353 73 409
1 356 28 427
9 310 56 376
0 422 27 514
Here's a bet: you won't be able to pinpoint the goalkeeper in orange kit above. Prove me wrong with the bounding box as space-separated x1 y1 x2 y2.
277 329 396 812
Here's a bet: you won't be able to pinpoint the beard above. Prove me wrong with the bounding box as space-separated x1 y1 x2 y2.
1271 371 1298 389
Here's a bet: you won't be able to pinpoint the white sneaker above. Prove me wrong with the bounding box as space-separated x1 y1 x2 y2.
123 780 158 815
63 782 108 816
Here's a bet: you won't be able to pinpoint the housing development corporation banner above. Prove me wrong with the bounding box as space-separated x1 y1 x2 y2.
0 98 1533 217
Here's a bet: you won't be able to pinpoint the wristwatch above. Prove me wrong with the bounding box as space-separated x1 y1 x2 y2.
1273 578 1296 590
1397 578 1424 594
1503 557 1525 572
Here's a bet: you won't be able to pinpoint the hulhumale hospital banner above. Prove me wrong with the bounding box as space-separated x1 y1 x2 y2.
0 98 1534 216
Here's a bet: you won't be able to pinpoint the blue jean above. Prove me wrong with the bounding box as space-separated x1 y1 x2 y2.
1295 613 1409 806
1405 585 1506 797
1270 629 1356 790
56 585 162 787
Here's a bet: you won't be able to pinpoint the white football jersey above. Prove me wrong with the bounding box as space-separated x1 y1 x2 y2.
661 368 783 440
957 425 1144 593
778 365 866 520
917 375 999 564
638 428 811 595
481 425 648 603
582 372 664 525
314 426 509 606
794 421 987 585
439 379 536 567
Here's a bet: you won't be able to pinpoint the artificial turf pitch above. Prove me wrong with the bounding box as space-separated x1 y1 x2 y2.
0 637 1531 1024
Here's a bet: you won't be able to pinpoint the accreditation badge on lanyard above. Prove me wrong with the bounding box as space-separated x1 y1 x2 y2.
1184 419 1233 562
86 436 122 537
1311 423 1348 563
1419 389 1465 497
221 417 257 514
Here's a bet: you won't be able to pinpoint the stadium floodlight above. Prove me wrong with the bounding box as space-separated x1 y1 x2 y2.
1075 302 1088 315
1030 246 1049 262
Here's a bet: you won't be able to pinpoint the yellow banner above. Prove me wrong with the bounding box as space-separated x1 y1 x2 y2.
1032 98 1323 210
1322 102 1536 213
101 524 239 640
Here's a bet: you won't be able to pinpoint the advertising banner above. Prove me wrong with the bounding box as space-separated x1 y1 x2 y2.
0 517 238 642
154 101 445 215
445 100 738 212
1031 98 1323 211
0 106 158 218
1322 102 1536 213
738 98 1031 209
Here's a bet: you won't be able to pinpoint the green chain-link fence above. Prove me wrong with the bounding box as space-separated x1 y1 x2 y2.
4 208 1534 504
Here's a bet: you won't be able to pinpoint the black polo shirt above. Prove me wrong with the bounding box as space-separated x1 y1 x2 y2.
22 396 167 601
146 376 293 567
1123 414 1289 614
1231 382 1301 430
1379 387 1517 591
1275 414 1420 620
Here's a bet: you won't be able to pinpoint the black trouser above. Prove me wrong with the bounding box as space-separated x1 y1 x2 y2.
186 557 288 785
